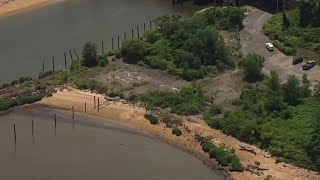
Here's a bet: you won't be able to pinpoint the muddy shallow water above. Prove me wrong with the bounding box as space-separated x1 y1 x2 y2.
0 107 224 180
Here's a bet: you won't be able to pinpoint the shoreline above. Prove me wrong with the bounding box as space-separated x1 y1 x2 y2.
0 0 63 17
33 88 320 180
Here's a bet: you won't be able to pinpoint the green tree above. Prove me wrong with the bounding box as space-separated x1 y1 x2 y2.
121 39 151 64
283 75 301 106
307 111 320 170
242 53 265 82
301 73 312 98
81 42 98 68
282 12 290 30
267 71 282 93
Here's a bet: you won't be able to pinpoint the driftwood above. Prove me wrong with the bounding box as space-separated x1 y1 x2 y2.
246 164 269 176
239 144 257 155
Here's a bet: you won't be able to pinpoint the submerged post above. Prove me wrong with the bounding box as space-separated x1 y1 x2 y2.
102 41 104 54
132 28 134 38
137 26 140 38
54 113 57 136
69 50 74 63
72 106 74 119
112 38 114 50
13 124 16 152
52 56 55 72
64 52 67 69
42 59 45 72
97 98 100 112
73 49 80 60
32 120 34 145
117 35 120 50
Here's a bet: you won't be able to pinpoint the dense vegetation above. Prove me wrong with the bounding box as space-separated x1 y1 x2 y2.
204 72 320 170
140 84 206 115
121 7 244 81
0 95 44 111
264 9 320 57
196 134 244 171
144 114 159 125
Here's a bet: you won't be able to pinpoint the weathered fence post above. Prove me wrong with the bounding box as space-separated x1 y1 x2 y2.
85 102 87 113
13 124 16 152
94 96 96 109
64 52 67 69
112 38 114 50
137 26 140 38
73 49 80 60
102 41 104 54
52 56 55 72
32 120 34 144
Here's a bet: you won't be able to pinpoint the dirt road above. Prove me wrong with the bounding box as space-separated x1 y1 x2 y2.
240 9 320 86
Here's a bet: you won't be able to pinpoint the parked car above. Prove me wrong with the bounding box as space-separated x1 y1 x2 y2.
266 43 274 51
302 60 316 70
292 57 303 65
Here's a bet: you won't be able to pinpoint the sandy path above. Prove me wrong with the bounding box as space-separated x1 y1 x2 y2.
36 89 320 180
0 0 62 17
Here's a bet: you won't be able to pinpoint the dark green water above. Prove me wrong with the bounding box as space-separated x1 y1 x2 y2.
0 0 203 85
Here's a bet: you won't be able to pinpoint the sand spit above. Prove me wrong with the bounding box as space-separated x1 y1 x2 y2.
0 0 62 17
36 88 320 180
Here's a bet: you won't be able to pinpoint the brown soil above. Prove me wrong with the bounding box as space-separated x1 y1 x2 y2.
36 89 320 180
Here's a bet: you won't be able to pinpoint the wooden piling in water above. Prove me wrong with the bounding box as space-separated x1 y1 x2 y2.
32 120 34 145
102 41 104 54
150 20 152 30
42 59 45 72
72 106 74 119
112 38 114 50
13 124 16 152
132 28 134 38
117 35 120 50
52 56 55 72
73 49 80 60
137 26 140 38
54 114 57 136
69 50 74 63
97 98 100 112
64 52 67 69
144 23 146 32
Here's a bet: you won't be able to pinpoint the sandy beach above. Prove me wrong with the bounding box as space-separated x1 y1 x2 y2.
35 88 320 180
0 0 62 17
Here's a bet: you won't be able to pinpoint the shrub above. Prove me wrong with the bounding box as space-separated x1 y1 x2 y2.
201 141 214 152
35 83 47 90
17 95 44 105
81 42 98 68
0 99 18 111
230 156 244 172
98 59 107 67
10 80 18 85
115 51 121 59
144 114 159 125
107 50 117 56
172 127 182 136
209 104 223 115
19 76 32 84
242 53 265 82
38 71 53 79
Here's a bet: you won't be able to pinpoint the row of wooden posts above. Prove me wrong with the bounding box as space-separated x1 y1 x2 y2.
12 96 101 152
43 20 154 73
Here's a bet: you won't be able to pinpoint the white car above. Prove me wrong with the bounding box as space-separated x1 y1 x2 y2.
266 43 274 51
